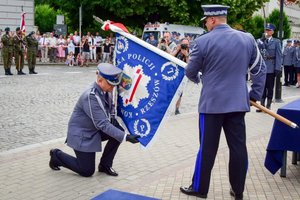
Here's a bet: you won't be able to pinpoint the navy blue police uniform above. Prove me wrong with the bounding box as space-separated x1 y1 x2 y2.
49 63 139 177
257 23 282 110
180 5 266 200
282 40 295 86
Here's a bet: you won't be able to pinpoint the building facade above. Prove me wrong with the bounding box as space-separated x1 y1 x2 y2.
256 0 300 39
0 0 35 33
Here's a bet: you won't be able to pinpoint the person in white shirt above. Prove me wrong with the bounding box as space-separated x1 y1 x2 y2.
95 32 103 62
48 33 57 63
39 34 49 63
89 34 97 63
73 31 81 58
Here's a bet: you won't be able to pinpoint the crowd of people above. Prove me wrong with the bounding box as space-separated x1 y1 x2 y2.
0 29 116 75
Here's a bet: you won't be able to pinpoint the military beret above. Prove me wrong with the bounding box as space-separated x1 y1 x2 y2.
5 27 10 32
16 27 20 31
201 5 230 20
265 23 276 31
28 31 35 36
97 63 123 86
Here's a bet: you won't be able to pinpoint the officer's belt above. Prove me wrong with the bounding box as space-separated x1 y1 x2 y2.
266 56 275 60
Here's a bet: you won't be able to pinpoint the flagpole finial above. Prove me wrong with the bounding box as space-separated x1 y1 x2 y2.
93 15 104 24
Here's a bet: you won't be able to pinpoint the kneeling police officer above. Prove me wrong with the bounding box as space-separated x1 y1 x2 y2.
49 63 140 177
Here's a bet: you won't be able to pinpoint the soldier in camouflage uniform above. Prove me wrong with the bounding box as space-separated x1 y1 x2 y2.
25 31 38 74
14 27 26 75
1 27 14 75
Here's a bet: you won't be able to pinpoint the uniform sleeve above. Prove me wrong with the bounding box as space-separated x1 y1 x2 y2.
185 42 202 83
275 40 283 70
249 38 267 101
82 93 126 143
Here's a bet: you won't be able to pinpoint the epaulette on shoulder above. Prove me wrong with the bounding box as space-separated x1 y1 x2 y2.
90 88 96 95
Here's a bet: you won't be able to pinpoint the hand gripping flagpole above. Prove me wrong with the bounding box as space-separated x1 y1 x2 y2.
250 100 299 129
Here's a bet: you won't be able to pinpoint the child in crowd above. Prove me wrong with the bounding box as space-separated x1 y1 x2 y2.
65 51 75 66
76 53 82 66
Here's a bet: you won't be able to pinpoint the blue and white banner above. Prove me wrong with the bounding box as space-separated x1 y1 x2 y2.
114 33 185 147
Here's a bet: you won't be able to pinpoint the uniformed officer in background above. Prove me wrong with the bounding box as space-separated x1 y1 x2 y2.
1 27 14 75
14 27 26 75
25 31 38 74
256 23 282 111
49 63 140 177
180 5 266 200
282 40 295 86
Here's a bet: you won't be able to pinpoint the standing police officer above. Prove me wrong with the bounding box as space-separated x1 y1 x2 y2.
14 27 26 75
49 63 140 177
180 5 266 200
1 27 14 75
257 23 282 111
25 31 38 74
282 40 295 86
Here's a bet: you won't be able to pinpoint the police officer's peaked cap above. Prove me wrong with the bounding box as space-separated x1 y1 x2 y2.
16 27 20 31
265 23 276 31
4 27 10 32
201 5 230 20
97 63 123 86
287 39 292 43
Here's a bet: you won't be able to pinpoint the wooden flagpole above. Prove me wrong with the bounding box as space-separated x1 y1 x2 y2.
250 100 298 129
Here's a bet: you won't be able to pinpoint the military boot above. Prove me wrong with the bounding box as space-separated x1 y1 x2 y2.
266 99 272 109
18 70 26 75
8 68 13 75
256 98 265 113
4 69 9 75
29 69 38 74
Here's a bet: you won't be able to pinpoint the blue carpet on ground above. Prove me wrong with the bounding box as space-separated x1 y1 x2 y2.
91 189 161 200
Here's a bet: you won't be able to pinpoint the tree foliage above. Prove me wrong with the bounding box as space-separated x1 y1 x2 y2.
266 9 291 39
35 0 270 35
35 4 57 33
244 15 265 39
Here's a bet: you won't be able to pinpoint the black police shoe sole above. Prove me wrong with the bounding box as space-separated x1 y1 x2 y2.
180 186 207 198
230 189 243 200
98 165 118 176
49 149 60 171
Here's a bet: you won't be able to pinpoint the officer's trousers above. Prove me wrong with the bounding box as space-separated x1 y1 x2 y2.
54 134 120 177
192 112 247 195
262 73 275 100
2 49 12 69
15 51 24 71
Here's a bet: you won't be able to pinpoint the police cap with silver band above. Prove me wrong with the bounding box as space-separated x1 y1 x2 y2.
265 23 276 31
97 63 123 86
201 5 230 21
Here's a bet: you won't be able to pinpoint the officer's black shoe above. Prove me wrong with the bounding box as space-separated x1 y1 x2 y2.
180 185 207 198
5 69 13 75
256 109 262 113
29 70 38 74
230 189 243 200
49 149 61 171
98 165 118 176
283 83 289 86
18 70 26 75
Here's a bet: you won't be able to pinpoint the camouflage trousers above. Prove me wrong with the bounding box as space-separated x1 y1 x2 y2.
27 51 36 70
15 51 25 71
2 48 12 70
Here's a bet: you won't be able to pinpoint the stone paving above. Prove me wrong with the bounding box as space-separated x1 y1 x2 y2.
0 65 300 200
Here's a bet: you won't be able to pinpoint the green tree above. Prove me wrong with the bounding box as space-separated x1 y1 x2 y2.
35 4 57 33
35 0 270 35
244 15 265 39
266 9 291 39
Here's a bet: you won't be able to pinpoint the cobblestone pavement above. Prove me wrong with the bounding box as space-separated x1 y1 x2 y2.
0 65 300 200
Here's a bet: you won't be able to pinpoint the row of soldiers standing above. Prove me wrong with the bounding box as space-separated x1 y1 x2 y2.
2 27 38 75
